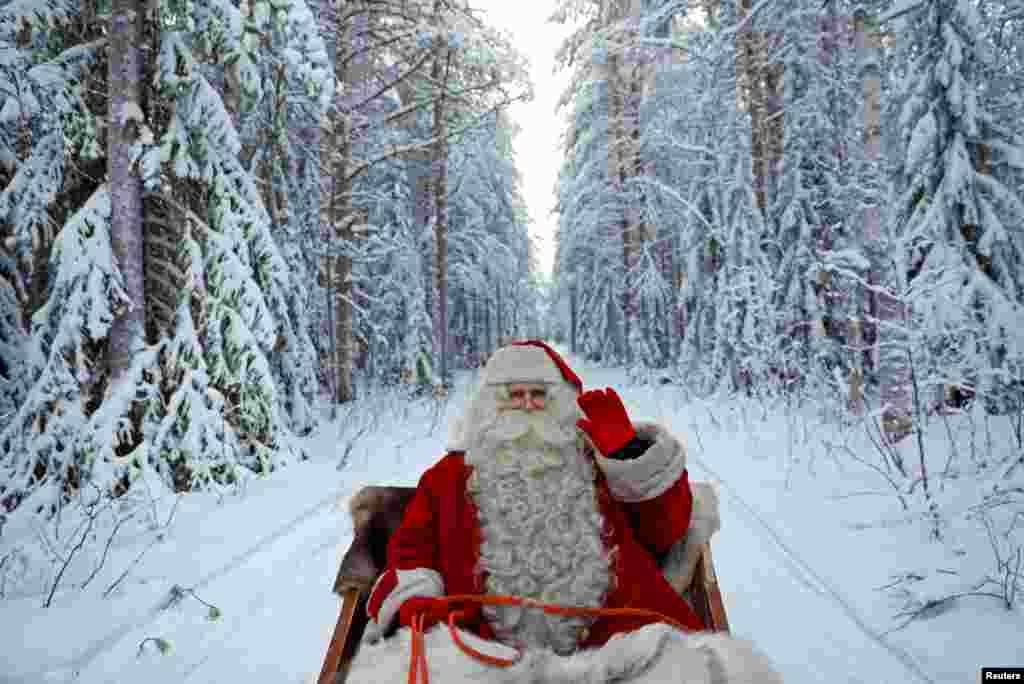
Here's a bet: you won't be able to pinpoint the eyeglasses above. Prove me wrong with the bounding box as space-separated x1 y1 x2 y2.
509 388 547 402
498 384 548 411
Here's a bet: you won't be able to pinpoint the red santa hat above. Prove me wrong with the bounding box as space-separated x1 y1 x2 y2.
480 340 582 393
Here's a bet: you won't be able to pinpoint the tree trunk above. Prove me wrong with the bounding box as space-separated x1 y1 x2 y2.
430 34 452 387
471 292 481 365
496 280 503 347
763 59 784 204
322 1 361 404
244 1 290 234
672 237 687 361
855 12 884 373
320 28 339 399
569 283 577 355
257 63 291 231
855 11 911 438
322 248 335 392
106 0 146 389
738 0 769 214
613 61 633 364
624 0 646 363
644 0 680 366
484 276 493 355
332 142 356 402
599 0 635 363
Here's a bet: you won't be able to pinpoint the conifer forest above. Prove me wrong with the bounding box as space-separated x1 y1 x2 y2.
1 0 1023 679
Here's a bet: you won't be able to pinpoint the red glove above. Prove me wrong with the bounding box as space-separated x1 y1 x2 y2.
576 388 637 457
398 596 482 631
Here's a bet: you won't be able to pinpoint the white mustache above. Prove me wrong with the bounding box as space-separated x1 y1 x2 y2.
478 410 577 447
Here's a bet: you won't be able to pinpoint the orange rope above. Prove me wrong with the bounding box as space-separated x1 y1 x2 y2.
405 594 688 682
446 610 516 667
407 613 428 684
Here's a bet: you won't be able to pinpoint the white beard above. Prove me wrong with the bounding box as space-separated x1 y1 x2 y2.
463 388 614 656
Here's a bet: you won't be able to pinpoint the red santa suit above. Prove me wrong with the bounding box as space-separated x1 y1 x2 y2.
365 420 704 645
348 342 782 684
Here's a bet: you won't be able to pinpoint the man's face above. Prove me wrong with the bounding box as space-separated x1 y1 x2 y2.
496 382 548 413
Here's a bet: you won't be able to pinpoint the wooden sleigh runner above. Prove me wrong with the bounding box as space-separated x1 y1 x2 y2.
318 484 730 684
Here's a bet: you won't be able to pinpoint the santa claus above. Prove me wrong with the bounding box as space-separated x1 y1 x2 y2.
346 341 783 683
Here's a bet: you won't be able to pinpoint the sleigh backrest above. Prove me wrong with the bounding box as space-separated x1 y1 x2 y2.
336 486 418 595
336 484 726 631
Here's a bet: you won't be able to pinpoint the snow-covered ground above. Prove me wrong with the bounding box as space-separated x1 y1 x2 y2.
3 351 1021 683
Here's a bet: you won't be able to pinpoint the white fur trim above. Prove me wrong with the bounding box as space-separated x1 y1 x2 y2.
446 413 467 452
348 622 784 684
480 345 564 386
594 422 688 502
366 567 444 640
349 624 522 684
683 631 786 684
662 482 722 596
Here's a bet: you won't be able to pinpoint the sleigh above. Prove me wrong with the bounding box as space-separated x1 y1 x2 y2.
318 484 730 684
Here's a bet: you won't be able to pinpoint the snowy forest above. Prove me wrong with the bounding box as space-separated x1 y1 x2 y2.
2 0 1023 679
0 0 536 525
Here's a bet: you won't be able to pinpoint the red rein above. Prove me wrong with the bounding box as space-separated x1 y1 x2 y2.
405 594 688 684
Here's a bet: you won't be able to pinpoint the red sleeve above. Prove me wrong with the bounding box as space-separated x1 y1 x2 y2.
386 472 440 571
623 469 693 554
366 461 446 629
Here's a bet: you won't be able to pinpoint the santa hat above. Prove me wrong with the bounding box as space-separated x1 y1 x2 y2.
448 341 581 452
480 340 582 393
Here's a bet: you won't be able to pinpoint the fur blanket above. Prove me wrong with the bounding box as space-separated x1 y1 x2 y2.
662 481 721 596
346 623 783 684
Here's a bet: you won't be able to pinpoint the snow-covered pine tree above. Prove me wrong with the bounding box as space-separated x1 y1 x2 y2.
317 0 529 399
619 0 674 377
0 187 133 523
0 0 326 535
0 1 119 522
633 2 712 375
348 95 425 386
445 112 529 368
553 0 623 364
677 124 773 396
0 249 26 426
764 0 871 403
870 0 1024 598
555 68 626 363
974 0 1024 143
141 17 317 475
141 209 259 494
649 0 771 395
231 0 329 434
886 0 1024 418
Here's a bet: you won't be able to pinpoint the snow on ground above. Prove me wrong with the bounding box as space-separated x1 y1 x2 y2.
2 349 1021 683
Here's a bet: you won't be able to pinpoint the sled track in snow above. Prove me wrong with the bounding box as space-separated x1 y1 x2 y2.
688 449 937 684
177 522 357 683
6 487 355 684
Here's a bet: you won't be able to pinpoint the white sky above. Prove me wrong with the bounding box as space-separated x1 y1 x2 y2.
472 0 574 280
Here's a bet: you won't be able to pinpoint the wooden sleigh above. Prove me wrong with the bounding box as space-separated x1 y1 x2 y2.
318 484 730 684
